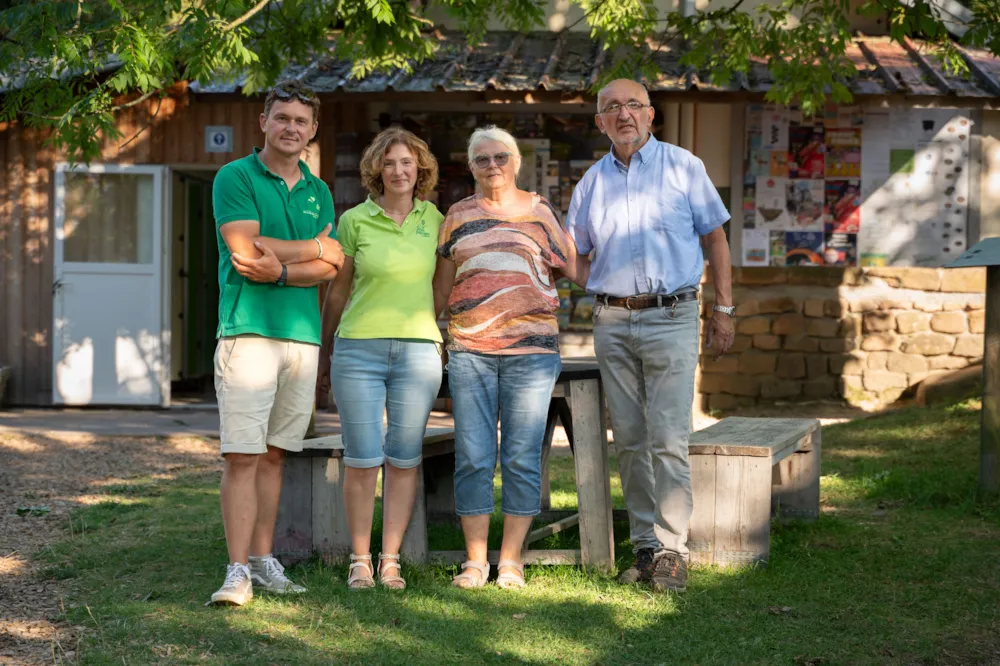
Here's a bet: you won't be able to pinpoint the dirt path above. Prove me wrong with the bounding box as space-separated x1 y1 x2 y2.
0 432 221 666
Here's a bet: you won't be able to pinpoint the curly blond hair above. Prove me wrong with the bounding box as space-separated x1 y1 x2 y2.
359 127 439 200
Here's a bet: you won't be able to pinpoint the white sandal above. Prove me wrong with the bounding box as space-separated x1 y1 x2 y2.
452 560 490 589
378 553 406 590
347 553 375 590
496 559 526 589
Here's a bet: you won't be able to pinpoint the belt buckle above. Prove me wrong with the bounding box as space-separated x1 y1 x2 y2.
624 296 638 310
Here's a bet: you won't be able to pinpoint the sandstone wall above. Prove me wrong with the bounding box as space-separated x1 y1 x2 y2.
698 267 985 411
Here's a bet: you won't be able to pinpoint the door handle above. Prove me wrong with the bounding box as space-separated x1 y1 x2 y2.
52 278 64 295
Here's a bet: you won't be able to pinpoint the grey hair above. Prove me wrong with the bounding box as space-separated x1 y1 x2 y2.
596 79 651 111
467 125 522 176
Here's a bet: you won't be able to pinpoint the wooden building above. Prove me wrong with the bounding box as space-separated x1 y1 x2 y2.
2 30 999 407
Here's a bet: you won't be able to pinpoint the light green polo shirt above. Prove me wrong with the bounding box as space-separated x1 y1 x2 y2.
336 196 444 342
213 148 336 345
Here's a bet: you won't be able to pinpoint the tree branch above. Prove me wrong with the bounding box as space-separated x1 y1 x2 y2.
225 0 270 32
110 89 156 111
118 94 162 150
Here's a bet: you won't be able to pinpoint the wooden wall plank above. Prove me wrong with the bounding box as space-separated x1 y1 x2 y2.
21 127 42 403
34 135 53 402
0 130 8 360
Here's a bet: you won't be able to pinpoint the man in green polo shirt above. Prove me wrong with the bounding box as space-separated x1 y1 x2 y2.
209 80 344 606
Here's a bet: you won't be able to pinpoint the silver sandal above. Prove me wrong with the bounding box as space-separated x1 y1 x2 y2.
347 553 375 590
496 559 526 589
378 553 406 590
452 560 490 589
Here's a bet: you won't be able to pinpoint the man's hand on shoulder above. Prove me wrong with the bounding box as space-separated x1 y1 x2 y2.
315 223 345 269
232 242 283 283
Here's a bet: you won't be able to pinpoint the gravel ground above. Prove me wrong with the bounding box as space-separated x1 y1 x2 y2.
0 432 221 666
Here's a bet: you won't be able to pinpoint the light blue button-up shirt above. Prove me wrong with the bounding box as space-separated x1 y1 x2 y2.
565 135 730 298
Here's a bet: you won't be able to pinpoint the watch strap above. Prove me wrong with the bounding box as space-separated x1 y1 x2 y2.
713 304 735 316
275 264 288 286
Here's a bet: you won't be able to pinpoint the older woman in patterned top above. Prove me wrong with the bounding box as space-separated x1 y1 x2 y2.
433 126 589 589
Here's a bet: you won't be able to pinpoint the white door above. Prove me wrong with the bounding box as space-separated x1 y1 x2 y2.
53 164 171 406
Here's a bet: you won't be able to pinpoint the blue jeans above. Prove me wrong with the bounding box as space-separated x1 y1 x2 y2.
331 337 443 469
449 352 561 517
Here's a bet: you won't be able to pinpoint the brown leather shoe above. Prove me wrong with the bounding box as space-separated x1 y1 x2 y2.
617 548 656 585
650 552 687 593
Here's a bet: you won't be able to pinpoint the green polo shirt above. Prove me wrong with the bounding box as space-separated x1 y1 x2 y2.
213 148 335 345
336 196 444 342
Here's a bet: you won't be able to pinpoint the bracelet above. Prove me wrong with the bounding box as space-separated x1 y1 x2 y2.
314 237 323 260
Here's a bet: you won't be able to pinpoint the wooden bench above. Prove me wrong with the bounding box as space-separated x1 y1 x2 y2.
687 417 822 568
272 427 456 566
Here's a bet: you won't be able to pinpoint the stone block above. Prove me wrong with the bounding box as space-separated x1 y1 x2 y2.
838 315 862 337
969 310 984 334
758 297 799 314
867 351 888 370
830 352 865 375
886 352 929 374
861 333 900 352
753 334 781 351
804 299 826 317
929 355 971 370
806 318 841 338
849 299 879 313
840 374 864 396
863 312 896 333
707 393 741 411
878 387 906 405
820 337 859 353
735 301 759 317
806 354 828 379
900 333 956 356
760 378 802 399
939 267 985 293
726 375 762 397
697 374 727 394
701 355 739 374
865 267 942 291
877 298 912 311
736 268 787 285
730 335 753 353
966 295 986 310
953 334 984 358
787 267 862 287
739 351 778 375
895 311 931 334
802 376 837 398
930 311 967 334
863 371 908 392
915 364 983 406
773 313 806 335
736 316 772 335
942 302 965 312
914 299 943 313
785 334 820 352
824 299 848 317
776 353 806 379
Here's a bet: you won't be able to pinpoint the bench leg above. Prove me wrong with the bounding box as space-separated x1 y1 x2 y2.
687 453 717 566
569 379 614 572
423 452 456 518
771 429 822 521
274 456 313 567
713 455 772 568
395 463 429 564
312 457 351 563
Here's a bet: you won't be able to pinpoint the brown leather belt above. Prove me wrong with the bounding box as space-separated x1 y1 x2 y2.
595 291 699 310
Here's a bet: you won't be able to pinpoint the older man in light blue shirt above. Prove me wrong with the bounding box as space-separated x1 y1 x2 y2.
566 78 735 593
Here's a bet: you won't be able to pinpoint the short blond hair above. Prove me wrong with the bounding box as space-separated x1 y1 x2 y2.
359 127 439 199
467 125 522 176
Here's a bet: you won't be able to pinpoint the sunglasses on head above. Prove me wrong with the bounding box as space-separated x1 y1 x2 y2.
472 152 511 169
273 87 317 104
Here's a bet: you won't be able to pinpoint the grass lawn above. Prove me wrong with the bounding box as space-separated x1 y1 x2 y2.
38 399 1000 665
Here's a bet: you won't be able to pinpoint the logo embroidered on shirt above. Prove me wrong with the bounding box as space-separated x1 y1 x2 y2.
415 220 430 237
303 209 320 219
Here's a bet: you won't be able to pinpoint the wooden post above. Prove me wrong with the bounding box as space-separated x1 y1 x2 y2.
982 265 1000 494
394 464 429 564
569 378 614 572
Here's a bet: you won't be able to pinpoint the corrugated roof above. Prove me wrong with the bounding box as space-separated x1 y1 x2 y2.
189 31 1000 98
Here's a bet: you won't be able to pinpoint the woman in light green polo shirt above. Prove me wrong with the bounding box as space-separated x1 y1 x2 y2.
320 127 444 590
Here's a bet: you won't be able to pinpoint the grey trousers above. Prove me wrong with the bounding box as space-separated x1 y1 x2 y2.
593 297 700 559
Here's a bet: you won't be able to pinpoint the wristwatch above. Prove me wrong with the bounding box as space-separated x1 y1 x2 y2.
713 304 736 316
275 264 288 286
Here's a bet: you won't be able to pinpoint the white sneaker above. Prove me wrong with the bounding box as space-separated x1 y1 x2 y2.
209 563 253 606
249 555 307 594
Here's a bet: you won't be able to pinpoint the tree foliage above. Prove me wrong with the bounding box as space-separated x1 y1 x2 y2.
0 0 996 161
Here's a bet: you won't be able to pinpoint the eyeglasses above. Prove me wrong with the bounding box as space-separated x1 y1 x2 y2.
472 152 512 169
272 87 317 104
599 101 651 115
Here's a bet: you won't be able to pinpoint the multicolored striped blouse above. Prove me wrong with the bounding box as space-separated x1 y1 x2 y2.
437 195 572 355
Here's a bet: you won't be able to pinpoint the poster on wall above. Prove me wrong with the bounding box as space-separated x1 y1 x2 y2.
785 231 825 266
787 180 825 230
825 128 862 178
742 229 770 266
825 180 861 233
824 233 858 266
788 124 825 178
858 108 972 266
754 176 791 228
769 231 787 266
